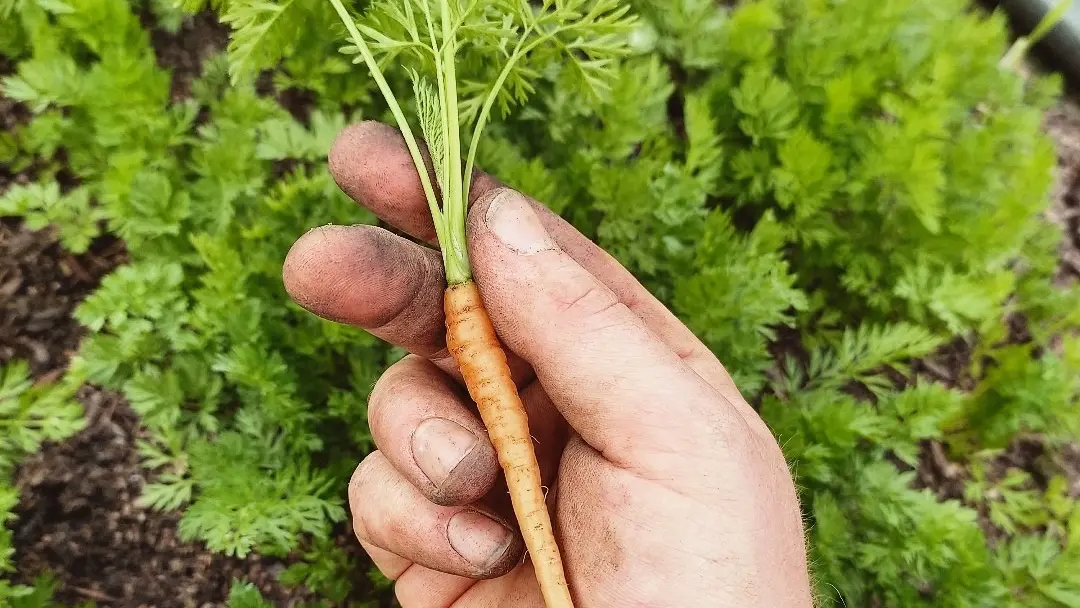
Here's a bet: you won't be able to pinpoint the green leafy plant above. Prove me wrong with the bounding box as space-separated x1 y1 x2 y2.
225 580 273 608
2 0 1080 604
0 182 104 253
327 0 635 283
994 533 1080 608
977 472 1080 607
0 363 86 603
278 537 359 602
946 340 1080 457
0 361 83 475
3 0 385 592
1000 0 1074 70
4 573 95 608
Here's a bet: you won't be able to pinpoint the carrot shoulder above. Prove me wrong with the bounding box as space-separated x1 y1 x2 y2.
444 280 574 608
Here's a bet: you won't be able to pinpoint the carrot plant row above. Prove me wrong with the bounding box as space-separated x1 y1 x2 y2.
1 0 1078 605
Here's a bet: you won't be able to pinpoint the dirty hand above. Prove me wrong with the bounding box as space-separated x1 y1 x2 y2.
282 121 814 607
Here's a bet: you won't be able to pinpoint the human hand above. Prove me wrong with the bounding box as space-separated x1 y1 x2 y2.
282 121 814 607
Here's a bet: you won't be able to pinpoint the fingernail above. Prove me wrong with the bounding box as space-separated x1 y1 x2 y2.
485 189 555 254
411 418 479 488
447 509 515 569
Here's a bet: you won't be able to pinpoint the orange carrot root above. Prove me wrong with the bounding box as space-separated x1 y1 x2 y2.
444 280 573 608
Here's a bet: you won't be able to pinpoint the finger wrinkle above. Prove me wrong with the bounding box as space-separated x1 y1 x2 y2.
395 565 475 608
530 196 738 392
350 454 427 551
674 343 708 363
376 550 415 581
368 239 438 330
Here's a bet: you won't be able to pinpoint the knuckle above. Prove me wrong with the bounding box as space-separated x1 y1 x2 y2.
367 355 422 426
348 455 374 495
348 452 387 543
348 461 371 542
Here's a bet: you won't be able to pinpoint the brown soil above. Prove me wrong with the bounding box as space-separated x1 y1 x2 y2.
913 336 977 392
1045 101 1080 280
910 87 1080 537
0 94 30 142
1 216 380 606
12 387 327 608
0 220 127 377
2 12 382 607
147 11 230 103
915 440 967 501
1058 443 1080 498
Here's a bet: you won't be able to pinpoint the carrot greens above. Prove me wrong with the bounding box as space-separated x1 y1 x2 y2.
325 0 636 284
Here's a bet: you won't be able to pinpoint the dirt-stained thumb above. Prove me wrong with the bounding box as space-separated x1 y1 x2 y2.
465 188 732 464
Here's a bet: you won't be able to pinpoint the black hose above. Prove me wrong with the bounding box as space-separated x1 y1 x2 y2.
993 0 1080 83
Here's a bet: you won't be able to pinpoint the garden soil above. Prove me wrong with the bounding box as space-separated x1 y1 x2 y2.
1 16 379 608
0 217 357 606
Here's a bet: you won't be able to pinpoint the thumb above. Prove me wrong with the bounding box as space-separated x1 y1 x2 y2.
465 188 749 470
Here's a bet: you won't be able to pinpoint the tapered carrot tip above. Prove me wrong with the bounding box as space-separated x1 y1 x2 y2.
444 280 575 608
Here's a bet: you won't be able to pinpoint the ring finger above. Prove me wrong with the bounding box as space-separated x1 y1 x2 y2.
350 451 525 579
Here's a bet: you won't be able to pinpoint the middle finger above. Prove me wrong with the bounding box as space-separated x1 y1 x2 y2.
368 354 566 507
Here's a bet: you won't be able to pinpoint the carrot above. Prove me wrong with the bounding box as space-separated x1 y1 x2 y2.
445 280 573 608
326 2 633 604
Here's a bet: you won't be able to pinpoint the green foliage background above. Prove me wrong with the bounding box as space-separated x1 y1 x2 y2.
1 0 1080 605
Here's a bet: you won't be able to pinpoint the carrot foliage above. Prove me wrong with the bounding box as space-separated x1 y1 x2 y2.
325 0 635 283
1 0 1079 605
